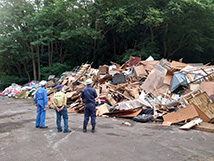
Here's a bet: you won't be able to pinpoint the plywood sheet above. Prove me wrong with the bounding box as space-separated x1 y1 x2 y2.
170 61 189 70
179 118 202 130
133 65 146 79
163 103 210 124
199 81 214 100
188 92 214 120
96 103 109 116
140 69 165 93
163 70 173 85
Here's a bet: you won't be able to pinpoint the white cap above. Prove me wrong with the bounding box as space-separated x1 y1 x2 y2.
85 78 93 85
40 80 47 86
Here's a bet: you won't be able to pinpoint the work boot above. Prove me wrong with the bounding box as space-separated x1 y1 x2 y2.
83 124 87 133
64 129 71 133
91 124 95 133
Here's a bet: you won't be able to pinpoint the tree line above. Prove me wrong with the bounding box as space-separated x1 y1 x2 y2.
0 0 214 88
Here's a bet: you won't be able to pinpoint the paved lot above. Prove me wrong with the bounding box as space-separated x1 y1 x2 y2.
0 97 214 161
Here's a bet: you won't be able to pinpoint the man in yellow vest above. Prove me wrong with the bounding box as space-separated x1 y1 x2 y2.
53 85 71 133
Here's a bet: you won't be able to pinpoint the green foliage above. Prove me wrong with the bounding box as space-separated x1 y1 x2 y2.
120 41 161 63
0 0 214 87
40 63 71 79
0 75 24 89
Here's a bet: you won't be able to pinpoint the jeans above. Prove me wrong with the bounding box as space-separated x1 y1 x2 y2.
55 106 69 132
84 103 96 126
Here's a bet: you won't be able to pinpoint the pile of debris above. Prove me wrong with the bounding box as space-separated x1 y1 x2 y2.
1 56 214 132
0 81 39 98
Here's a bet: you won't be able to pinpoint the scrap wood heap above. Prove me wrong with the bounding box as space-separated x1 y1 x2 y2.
1 56 214 132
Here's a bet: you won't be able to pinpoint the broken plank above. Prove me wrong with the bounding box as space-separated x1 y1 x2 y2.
193 122 214 133
179 118 202 130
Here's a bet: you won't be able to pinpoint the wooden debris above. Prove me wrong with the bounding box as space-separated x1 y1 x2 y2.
193 122 214 133
179 118 202 130
163 103 210 125
182 90 214 120
96 103 109 116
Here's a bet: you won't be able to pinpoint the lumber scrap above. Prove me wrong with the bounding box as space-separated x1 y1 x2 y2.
179 118 202 130
193 122 214 133
105 94 117 106
96 103 109 116
163 103 210 125
182 90 214 120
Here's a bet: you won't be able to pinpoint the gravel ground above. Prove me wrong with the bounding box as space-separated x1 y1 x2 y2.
0 97 214 161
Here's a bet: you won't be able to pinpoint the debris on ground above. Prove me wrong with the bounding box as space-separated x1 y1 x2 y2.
1 56 214 133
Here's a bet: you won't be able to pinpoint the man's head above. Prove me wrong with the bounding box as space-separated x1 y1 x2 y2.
56 84 63 91
40 80 47 87
86 78 93 86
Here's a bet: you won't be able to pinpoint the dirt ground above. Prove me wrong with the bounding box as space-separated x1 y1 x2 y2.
0 97 214 161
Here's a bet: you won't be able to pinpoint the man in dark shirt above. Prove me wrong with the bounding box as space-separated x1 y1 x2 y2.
80 78 97 133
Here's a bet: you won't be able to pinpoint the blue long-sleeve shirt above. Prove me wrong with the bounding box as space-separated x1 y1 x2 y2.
80 86 97 104
34 87 47 106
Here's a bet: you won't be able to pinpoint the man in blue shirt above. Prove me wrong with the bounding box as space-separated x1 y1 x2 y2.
80 78 97 133
34 80 48 128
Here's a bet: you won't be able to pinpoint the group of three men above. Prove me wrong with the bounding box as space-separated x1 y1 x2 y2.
34 78 97 133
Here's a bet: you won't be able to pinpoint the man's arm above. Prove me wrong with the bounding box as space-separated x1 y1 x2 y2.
52 96 57 109
63 93 67 106
34 91 38 107
94 89 98 98
44 89 48 108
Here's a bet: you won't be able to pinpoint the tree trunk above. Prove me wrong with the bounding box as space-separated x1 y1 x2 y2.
59 42 63 64
93 39 96 59
163 26 168 58
15 64 22 78
23 59 31 82
30 43 37 80
37 44 41 80
150 26 154 42
113 36 116 55
51 41 53 66
48 42 51 67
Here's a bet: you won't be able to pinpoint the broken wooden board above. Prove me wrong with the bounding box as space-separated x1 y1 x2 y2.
199 81 214 101
163 70 174 85
67 108 75 113
99 65 109 75
129 56 141 67
170 61 189 70
133 65 146 80
105 94 117 106
66 91 76 98
125 86 140 99
183 91 214 120
139 61 159 72
179 118 202 130
163 103 210 125
101 84 107 94
193 122 214 133
61 78 68 86
96 103 109 116
140 69 166 93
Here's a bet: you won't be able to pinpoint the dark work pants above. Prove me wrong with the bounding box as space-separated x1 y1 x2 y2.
84 103 96 126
